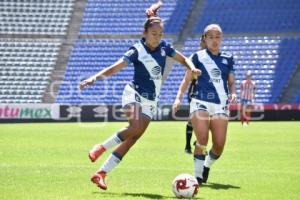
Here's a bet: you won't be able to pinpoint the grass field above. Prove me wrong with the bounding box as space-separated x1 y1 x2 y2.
1 121 300 200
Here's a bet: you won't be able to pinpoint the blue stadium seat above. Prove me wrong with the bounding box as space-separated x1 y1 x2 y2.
80 0 193 34
193 0 300 33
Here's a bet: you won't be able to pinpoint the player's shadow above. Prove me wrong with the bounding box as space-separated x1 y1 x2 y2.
202 182 241 190
93 191 204 199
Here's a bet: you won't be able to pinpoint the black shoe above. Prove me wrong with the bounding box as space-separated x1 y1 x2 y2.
196 177 203 185
184 147 192 154
202 166 210 183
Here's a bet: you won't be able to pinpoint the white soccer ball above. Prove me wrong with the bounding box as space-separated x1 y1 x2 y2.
172 173 199 199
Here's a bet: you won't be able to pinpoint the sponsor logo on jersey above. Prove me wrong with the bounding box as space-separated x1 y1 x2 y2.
211 68 221 77
209 68 221 83
151 66 161 75
150 65 162 80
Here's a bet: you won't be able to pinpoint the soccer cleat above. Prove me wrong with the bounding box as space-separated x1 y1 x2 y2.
196 177 203 185
89 144 105 162
185 147 192 154
91 171 107 190
202 166 210 183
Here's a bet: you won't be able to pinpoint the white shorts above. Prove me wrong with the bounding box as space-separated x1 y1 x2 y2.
122 84 157 119
190 98 229 117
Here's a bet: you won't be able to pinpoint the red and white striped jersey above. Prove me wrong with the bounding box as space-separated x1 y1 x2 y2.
240 80 256 100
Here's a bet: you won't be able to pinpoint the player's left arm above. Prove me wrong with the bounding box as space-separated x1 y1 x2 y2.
79 59 127 90
172 50 201 78
227 54 237 103
228 72 237 103
173 70 193 113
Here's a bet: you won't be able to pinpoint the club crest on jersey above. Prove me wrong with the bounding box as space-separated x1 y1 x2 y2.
222 58 228 65
161 49 166 57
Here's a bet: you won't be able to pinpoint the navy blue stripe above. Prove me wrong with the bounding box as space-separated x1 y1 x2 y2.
209 150 220 160
112 151 123 160
117 133 124 142
194 154 206 160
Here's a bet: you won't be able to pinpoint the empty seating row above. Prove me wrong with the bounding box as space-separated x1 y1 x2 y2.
194 0 300 33
0 40 61 104
0 0 74 35
80 0 193 34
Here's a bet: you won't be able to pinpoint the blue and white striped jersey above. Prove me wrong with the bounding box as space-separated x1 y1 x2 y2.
191 49 235 104
123 38 176 101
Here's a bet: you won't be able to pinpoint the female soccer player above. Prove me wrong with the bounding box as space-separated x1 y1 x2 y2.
79 1 200 190
173 24 237 185
240 70 256 126
184 35 206 154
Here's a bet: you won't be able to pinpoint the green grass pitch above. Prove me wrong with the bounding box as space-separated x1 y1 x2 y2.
1 121 300 200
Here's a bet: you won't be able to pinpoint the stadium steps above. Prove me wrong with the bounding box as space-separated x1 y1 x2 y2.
280 62 300 103
162 0 204 84
42 0 88 103
177 0 205 40
161 0 204 89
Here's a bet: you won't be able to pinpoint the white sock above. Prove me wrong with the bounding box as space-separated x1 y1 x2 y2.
204 150 220 168
194 154 205 179
102 133 123 150
100 152 122 173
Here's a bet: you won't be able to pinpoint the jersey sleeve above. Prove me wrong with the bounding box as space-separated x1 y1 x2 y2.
122 47 138 64
165 43 176 57
191 53 200 67
228 55 235 74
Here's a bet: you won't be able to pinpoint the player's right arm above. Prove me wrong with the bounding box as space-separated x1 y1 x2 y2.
79 59 128 90
172 70 193 113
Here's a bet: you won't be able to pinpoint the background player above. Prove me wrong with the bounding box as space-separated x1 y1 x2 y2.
79 1 200 190
184 35 206 154
240 70 256 126
173 24 237 185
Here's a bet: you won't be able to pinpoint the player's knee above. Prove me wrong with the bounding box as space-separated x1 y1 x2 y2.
212 144 224 155
128 124 146 138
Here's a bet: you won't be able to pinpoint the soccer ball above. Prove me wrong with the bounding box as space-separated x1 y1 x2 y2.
172 173 199 199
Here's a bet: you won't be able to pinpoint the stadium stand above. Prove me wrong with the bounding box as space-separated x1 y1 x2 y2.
1 0 299 105
80 0 193 34
293 91 300 103
56 35 300 105
0 0 74 35
193 0 300 33
0 40 61 103
161 36 300 104
56 38 173 104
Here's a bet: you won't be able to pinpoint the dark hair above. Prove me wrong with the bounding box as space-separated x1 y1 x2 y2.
144 1 163 32
144 17 163 32
200 34 206 49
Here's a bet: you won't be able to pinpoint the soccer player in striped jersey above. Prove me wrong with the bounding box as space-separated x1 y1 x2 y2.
79 1 201 190
173 24 237 185
240 70 256 126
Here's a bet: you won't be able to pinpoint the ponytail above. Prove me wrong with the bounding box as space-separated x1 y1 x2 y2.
144 1 163 32
145 0 162 17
